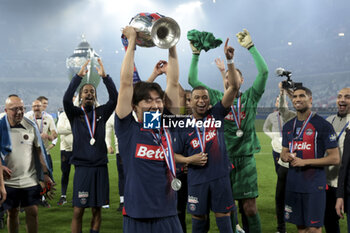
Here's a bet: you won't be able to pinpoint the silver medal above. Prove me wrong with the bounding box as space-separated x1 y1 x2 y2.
236 129 244 137
171 178 182 191
90 138 95 145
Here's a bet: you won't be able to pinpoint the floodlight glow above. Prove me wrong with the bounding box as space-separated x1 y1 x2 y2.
288 42 292 46
338 32 345 37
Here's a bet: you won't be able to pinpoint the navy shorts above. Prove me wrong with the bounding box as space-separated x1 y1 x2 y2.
123 215 183 233
285 191 325 227
187 175 234 215
2 185 41 210
73 165 109 207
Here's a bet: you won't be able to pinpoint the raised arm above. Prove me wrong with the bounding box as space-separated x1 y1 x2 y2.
278 82 296 122
221 38 240 108
164 46 180 113
116 26 136 119
236 29 268 97
96 58 118 120
263 114 274 139
215 58 226 89
147 60 167 83
63 60 89 119
188 44 208 89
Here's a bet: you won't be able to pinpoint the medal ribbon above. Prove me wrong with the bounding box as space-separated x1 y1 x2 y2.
151 129 176 179
337 121 349 141
289 112 313 153
193 117 207 152
231 95 241 130
81 106 96 141
33 112 44 133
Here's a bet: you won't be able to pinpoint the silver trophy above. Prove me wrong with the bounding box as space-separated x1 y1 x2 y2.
129 13 181 49
66 35 101 89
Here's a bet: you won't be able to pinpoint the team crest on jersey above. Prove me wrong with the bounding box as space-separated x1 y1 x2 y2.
329 134 337 142
190 130 217 149
305 128 313 136
135 144 165 161
189 204 196 211
23 134 29 140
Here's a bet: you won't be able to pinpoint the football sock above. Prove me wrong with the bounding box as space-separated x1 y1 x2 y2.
192 218 208 233
216 216 233 233
247 213 261 233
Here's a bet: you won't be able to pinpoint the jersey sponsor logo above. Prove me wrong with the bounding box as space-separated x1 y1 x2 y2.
310 220 320 224
78 191 89 198
190 130 217 149
305 128 313 136
226 204 234 210
289 142 312 150
143 111 161 129
188 195 199 204
135 144 165 161
329 133 337 142
224 111 246 122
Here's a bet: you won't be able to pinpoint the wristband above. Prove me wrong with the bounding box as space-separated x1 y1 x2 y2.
226 59 234 64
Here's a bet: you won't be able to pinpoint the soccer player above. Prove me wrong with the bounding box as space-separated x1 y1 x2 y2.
115 26 184 233
174 38 240 233
146 59 191 233
281 86 340 233
188 29 268 232
63 58 117 233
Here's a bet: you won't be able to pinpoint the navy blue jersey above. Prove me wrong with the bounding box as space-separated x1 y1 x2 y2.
63 75 118 166
282 114 338 193
173 101 232 186
115 111 178 219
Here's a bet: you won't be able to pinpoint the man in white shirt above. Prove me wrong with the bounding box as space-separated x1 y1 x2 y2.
27 100 57 208
56 110 74 205
1 95 53 233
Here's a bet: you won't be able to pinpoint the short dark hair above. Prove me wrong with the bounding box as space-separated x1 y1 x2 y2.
8 94 19 98
236 68 242 77
191 86 208 94
132 81 164 106
294 86 312 97
37 96 48 102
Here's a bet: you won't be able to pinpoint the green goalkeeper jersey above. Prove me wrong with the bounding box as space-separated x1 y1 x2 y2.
188 46 268 159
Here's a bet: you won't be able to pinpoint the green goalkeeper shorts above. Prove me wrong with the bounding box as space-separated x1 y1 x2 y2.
230 155 259 200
